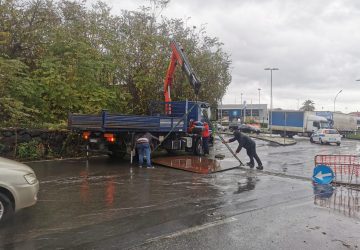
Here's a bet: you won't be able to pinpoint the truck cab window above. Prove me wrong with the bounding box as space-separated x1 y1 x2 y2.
313 121 320 129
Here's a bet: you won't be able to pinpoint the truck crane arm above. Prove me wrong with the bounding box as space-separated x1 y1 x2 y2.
164 40 201 113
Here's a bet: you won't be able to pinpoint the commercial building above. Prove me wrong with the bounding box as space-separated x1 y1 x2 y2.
217 104 268 124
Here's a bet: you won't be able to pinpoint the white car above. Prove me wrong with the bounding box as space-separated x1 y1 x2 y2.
310 129 341 146
0 157 39 222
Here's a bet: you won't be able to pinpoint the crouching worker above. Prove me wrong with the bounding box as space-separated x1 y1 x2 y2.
134 132 159 168
223 128 263 170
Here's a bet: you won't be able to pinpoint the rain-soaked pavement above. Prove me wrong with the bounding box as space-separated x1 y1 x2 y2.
1 137 360 249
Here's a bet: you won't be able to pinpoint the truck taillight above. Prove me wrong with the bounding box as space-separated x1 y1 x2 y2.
104 133 115 143
82 131 90 140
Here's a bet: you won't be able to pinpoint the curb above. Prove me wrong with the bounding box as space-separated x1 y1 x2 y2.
218 132 297 146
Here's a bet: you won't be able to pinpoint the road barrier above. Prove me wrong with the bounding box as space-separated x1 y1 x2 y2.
314 154 360 185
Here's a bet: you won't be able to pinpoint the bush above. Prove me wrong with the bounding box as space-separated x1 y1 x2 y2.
260 123 268 128
347 133 360 140
0 143 5 153
16 139 44 160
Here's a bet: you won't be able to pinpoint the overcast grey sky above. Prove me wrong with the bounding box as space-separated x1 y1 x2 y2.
93 0 360 112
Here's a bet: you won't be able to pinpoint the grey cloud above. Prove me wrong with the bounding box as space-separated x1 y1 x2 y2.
92 0 360 112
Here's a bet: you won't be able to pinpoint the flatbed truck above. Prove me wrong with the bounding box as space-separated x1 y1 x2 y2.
68 39 210 158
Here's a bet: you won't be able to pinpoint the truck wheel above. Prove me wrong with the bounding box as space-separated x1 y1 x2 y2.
310 137 314 143
0 193 14 223
336 142 341 146
194 138 204 156
320 139 324 145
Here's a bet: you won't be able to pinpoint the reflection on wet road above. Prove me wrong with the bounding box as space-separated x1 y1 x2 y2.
152 155 239 173
314 184 360 219
0 137 359 249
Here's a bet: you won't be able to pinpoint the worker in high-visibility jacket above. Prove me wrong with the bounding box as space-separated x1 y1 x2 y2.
188 119 203 134
202 122 210 155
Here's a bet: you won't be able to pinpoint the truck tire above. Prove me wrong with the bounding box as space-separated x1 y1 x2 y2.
0 193 14 223
320 139 324 145
310 137 314 143
194 138 204 156
336 142 341 146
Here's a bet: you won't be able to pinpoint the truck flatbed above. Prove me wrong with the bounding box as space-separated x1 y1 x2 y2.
68 101 207 133
69 113 186 133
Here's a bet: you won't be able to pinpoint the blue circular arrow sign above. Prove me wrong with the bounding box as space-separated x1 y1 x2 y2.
313 164 334 184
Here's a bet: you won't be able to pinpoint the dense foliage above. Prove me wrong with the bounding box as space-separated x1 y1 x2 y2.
0 0 231 128
300 100 315 111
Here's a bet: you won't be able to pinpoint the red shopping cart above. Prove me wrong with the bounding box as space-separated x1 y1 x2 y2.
314 155 360 185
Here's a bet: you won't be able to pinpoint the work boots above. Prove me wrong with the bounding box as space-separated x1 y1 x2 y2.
246 162 254 168
256 165 263 170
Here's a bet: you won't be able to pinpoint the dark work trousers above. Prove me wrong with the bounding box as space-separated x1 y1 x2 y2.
202 137 209 155
246 143 262 166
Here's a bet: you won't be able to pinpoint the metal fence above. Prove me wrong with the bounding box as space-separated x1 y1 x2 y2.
314 154 360 185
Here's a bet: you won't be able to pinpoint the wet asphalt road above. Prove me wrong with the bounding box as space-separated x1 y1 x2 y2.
0 138 360 249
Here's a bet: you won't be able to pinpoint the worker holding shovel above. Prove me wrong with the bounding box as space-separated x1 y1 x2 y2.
223 128 263 170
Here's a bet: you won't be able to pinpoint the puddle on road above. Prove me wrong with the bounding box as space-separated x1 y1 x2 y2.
234 177 258 194
152 155 240 174
313 184 360 219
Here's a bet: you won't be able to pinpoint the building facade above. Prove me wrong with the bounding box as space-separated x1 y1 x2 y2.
217 104 268 124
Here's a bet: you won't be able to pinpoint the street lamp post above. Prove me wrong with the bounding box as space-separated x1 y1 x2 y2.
258 88 261 105
333 89 343 112
264 68 279 136
240 93 243 122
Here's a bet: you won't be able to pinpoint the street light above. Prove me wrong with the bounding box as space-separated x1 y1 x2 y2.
258 88 261 105
264 67 279 136
333 89 343 112
240 93 243 105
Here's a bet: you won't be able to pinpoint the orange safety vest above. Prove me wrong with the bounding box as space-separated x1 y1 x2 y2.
188 122 195 133
202 123 210 138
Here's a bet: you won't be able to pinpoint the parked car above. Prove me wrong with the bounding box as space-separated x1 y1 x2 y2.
310 129 341 146
215 123 227 132
0 157 39 222
238 124 261 134
229 121 242 131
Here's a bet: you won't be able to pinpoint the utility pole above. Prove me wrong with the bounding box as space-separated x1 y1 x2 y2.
264 68 279 136
258 88 261 105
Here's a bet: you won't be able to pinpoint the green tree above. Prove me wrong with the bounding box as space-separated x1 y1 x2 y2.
300 100 315 111
0 0 232 127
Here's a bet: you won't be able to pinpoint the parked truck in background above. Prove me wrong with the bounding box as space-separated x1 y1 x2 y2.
270 110 329 137
315 111 358 135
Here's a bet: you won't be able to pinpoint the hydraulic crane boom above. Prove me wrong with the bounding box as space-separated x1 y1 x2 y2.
164 39 201 114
